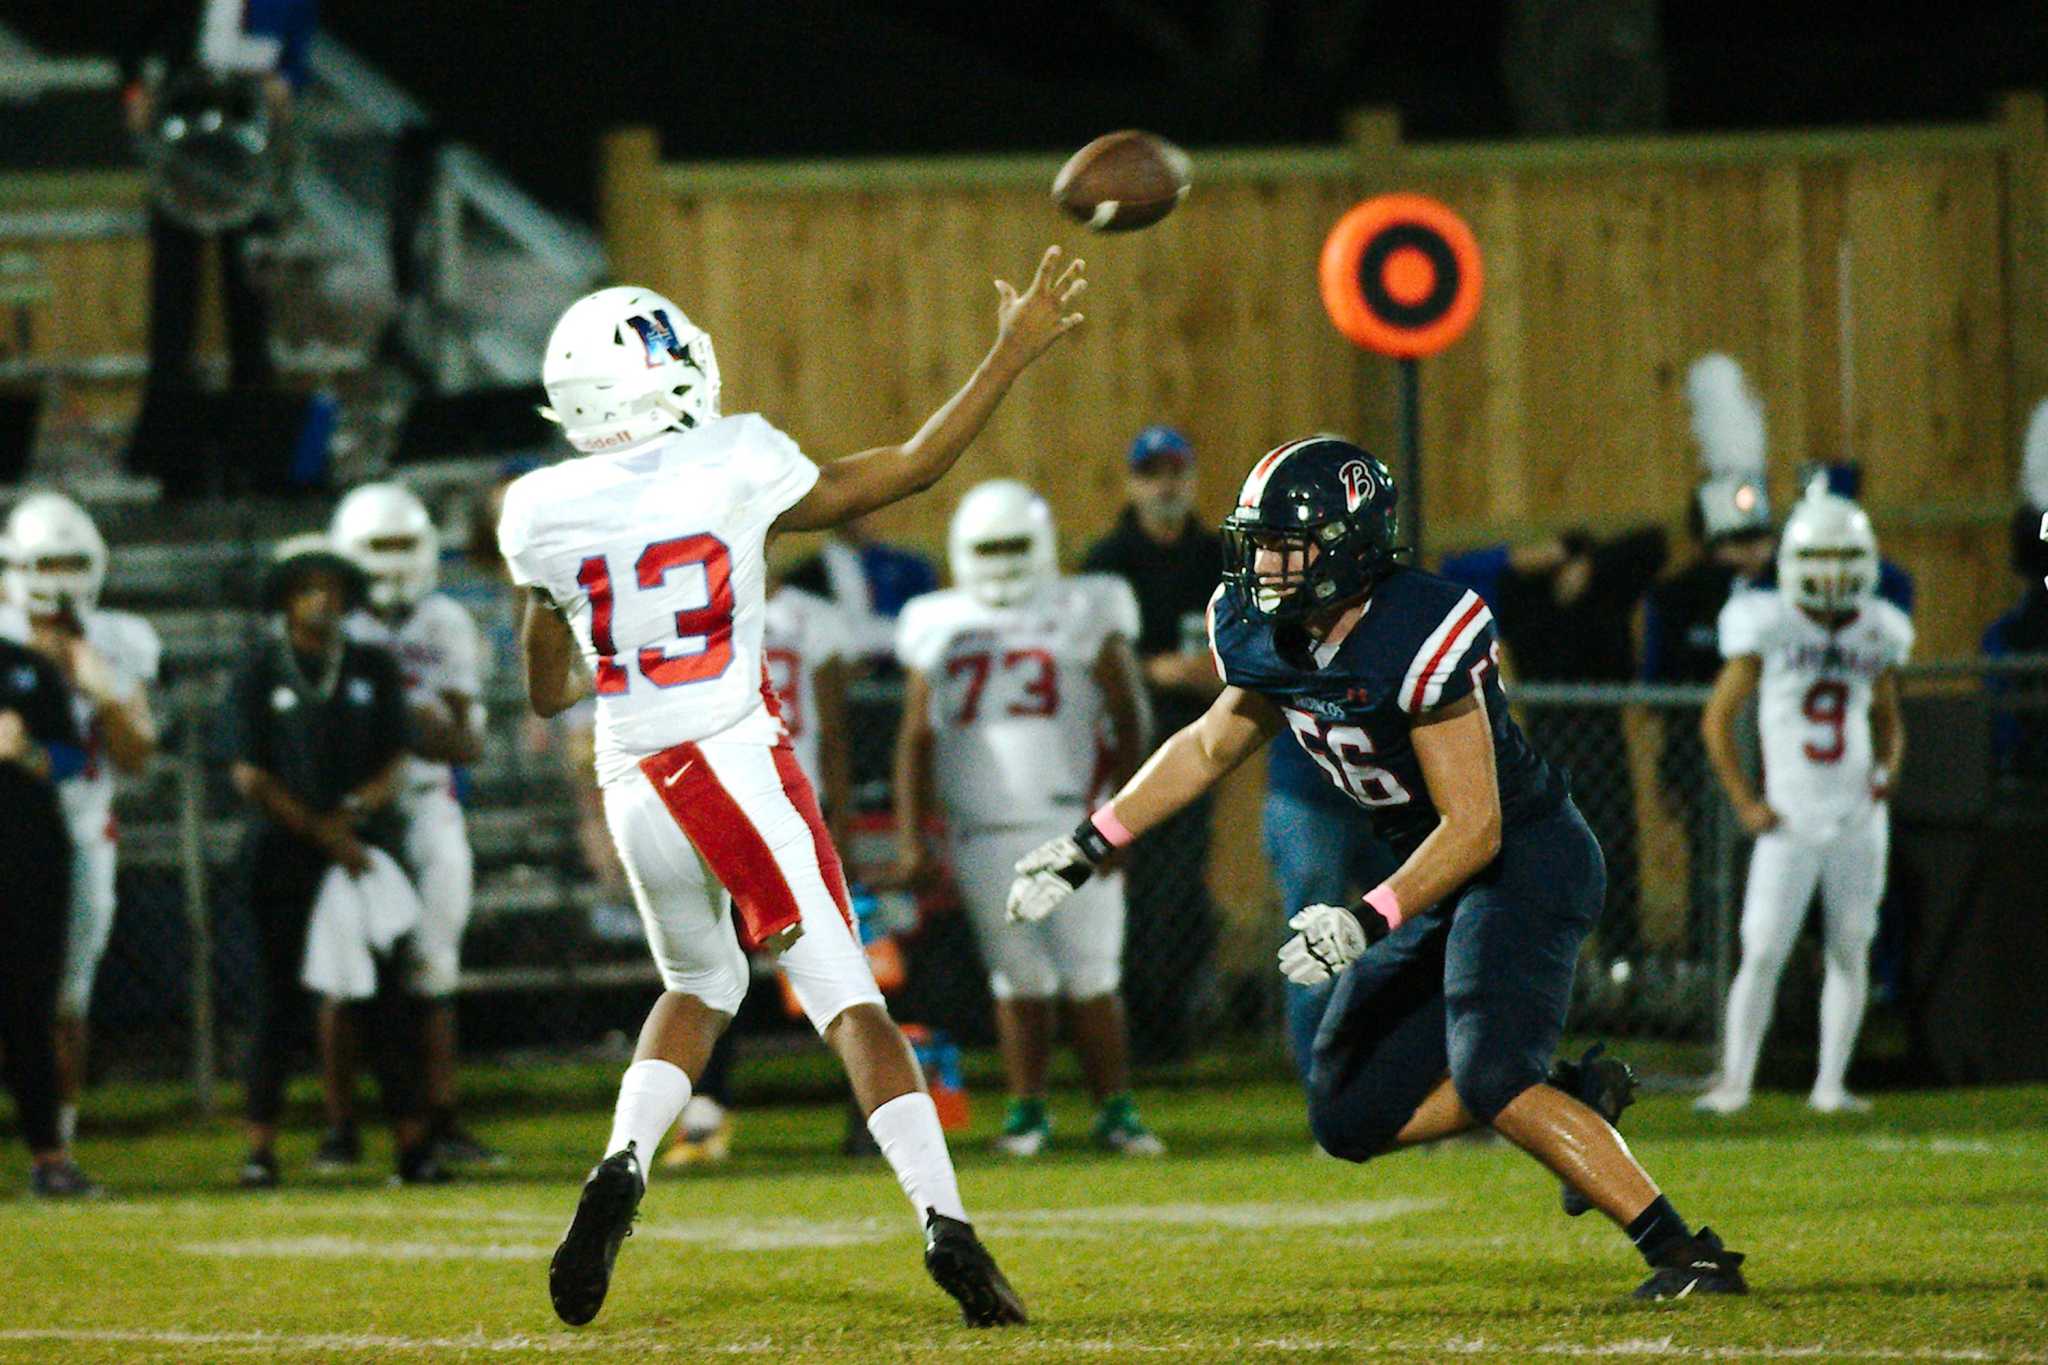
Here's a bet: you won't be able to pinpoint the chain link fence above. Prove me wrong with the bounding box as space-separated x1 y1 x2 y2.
81 635 2048 1105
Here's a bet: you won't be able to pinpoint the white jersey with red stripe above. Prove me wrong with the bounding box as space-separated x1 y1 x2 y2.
0 602 161 849
896 574 1140 830
344 592 485 799
761 585 852 792
497 414 820 787
1718 587 1913 840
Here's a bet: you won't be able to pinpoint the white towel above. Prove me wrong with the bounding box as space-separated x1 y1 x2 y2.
301 847 425 1001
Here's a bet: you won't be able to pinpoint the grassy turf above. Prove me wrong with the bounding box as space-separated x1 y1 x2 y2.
3 1068 2044 1363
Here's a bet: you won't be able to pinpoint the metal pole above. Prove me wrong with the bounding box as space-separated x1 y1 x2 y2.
179 684 216 1114
1397 357 1423 558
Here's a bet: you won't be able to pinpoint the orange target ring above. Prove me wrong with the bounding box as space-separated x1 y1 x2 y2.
1319 193 1483 358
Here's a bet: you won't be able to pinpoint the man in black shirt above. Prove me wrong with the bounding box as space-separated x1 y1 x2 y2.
0 635 100 1196
226 538 439 1187
1080 426 1225 1058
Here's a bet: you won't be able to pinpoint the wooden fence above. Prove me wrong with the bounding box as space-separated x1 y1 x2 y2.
604 96 2048 664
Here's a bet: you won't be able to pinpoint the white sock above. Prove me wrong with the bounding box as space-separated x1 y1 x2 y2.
1814 952 1869 1098
57 1104 78 1149
604 1059 692 1177
866 1092 968 1227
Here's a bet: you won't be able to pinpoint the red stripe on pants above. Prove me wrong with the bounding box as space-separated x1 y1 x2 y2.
771 743 854 930
638 742 805 952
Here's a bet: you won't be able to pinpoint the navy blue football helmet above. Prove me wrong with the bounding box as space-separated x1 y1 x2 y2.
1220 436 1402 622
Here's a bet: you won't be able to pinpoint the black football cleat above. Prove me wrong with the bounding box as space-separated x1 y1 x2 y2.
923 1210 1027 1327
1550 1042 1638 1217
1633 1227 1749 1301
549 1144 646 1327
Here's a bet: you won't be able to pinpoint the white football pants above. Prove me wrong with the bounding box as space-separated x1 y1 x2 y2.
1716 806 1888 1099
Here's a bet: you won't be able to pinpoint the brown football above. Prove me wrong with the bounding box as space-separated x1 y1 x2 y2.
1052 130 1191 233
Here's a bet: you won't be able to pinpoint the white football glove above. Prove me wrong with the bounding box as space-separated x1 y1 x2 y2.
1007 832 1100 923
1278 904 1373 985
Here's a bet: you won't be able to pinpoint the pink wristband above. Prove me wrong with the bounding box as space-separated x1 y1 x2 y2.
1362 884 1403 932
1089 805 1135 848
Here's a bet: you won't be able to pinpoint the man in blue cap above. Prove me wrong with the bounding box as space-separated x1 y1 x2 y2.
1080 426 1224 1059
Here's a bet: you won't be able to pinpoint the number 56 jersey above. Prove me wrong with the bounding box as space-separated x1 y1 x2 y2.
896 575 1141 829
1717 587 1913 839
1209 567 1565 859
497 414 819 787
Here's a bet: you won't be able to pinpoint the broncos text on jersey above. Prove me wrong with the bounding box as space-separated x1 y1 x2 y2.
1208 567 1566 857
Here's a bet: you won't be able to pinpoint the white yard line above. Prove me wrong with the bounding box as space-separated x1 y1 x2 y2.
0 1329 2038 1361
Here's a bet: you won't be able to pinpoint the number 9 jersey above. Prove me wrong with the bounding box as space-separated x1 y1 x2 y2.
1717 586 1913 838
496 413 819 786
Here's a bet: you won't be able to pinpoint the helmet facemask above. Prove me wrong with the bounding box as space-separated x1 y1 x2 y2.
1223 515 1368 623
5 494 107 619
961 536 1044 608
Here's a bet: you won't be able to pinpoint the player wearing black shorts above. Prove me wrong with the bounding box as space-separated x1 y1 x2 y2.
1009 437 1747 1301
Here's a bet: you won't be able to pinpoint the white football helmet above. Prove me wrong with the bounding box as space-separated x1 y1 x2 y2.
331 482 438 611
538 286 721 453
4 492 108 617
949 479 1056 608
1777 482 1877 616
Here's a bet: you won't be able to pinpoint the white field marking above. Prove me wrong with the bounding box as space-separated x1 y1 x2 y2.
1861 1135 2031 1158
1 1330 2038 1362
0 1329 779 1357
172 1197 1443 1262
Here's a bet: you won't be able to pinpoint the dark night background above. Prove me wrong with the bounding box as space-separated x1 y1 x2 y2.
16 2 2048 216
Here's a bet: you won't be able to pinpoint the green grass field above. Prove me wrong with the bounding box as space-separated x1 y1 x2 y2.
4 1062 2045 1363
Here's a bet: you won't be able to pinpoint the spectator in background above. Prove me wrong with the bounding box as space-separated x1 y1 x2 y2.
1262 738 1395 1090
0 628 99 1197
783 512 940 664
1440 525 1668 962
1080 425 1224 1060
1642 476 1774 954
119 0 318 435
1983 402 2048 778
226 538 442 1188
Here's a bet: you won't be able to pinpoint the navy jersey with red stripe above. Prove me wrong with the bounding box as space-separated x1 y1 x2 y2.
1208 567 1565 856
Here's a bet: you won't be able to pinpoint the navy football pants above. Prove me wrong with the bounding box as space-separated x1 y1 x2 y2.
1307 798 1605 1160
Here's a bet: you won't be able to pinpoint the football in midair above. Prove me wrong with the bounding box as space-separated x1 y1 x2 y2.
1052 131 1191 233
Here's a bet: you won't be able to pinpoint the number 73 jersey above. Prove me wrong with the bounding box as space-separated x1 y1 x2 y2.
1717 587 1913 838
496 414 820 786
896 575 1141 828
1208 567 1566 859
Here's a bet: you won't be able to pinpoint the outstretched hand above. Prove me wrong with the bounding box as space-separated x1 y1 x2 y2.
992 245 1086 369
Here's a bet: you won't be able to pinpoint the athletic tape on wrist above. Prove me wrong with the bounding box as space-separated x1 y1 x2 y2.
1089 805 1135 849
1362 883 1403 932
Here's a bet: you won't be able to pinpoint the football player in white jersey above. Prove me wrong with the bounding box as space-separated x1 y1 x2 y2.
501 247 1084 1328
1698 486 1911 1115
893 480 1157 1157
1 493 160 1150
661 573 854 1168
329 482 499 1165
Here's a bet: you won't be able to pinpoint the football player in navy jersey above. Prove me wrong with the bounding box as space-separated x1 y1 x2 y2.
1009 437 1747 1301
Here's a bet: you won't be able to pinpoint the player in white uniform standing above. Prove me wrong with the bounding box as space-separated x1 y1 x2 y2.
661 575 854 1168
893 480 1158 1157
330 482 498 1165
501 246 1084 1328
1698 486 1911 1115
1 493 160 1151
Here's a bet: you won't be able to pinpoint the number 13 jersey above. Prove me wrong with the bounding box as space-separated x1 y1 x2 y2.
1208 566 1565 859
497 414 820 786
1717 587 1913 838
